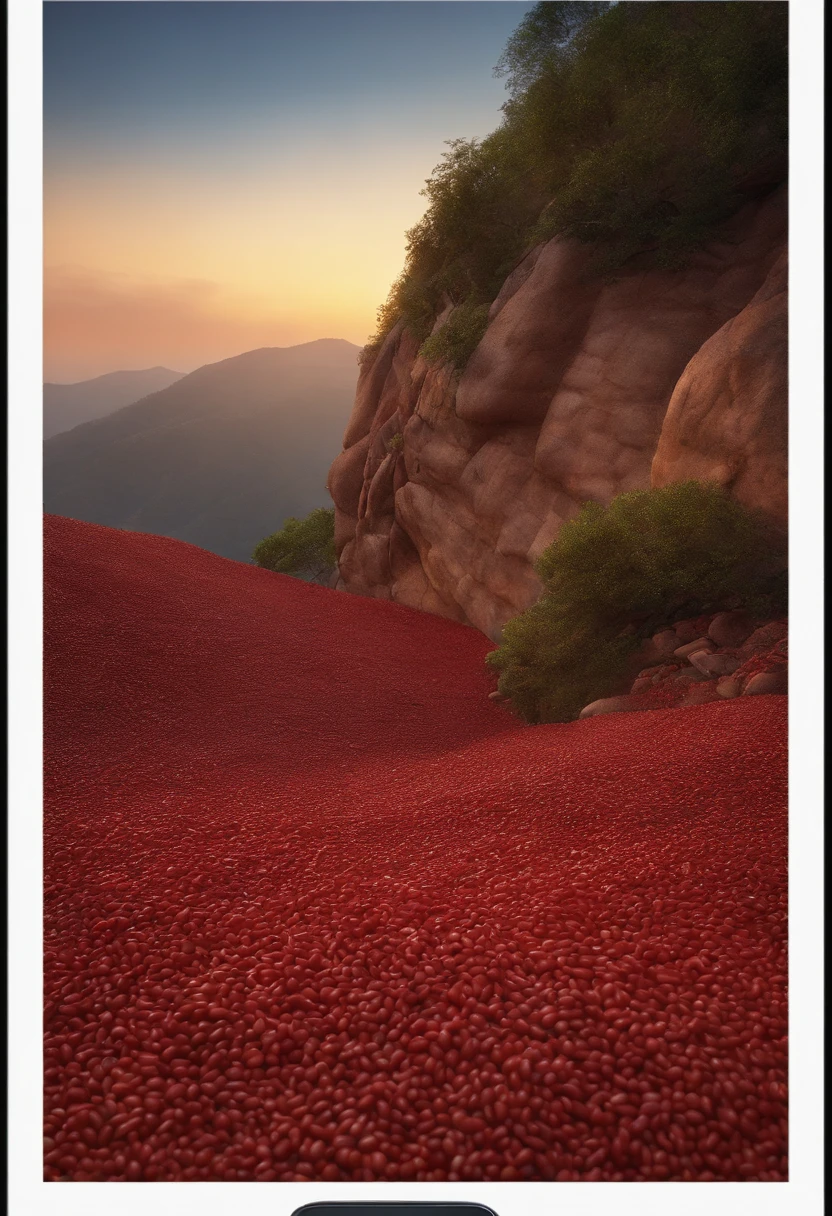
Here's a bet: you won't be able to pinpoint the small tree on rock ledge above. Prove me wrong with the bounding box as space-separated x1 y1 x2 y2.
252 507 337 586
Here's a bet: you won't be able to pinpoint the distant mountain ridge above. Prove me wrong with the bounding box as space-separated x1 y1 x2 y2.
43 366 185 439
43 339 360 563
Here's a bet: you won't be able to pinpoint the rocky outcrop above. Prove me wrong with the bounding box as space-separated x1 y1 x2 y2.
579 612 788 719
329 188 787 640
651 251 788 525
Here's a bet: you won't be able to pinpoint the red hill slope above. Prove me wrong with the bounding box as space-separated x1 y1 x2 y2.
44 514 787 1183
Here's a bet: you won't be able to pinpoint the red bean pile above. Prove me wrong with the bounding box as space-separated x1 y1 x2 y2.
44 516 788 1182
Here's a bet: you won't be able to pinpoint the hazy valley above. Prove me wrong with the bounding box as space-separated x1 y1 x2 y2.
43 366 185 439
43 339 360 562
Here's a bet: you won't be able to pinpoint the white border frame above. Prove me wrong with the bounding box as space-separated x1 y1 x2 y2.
8 1 825 1214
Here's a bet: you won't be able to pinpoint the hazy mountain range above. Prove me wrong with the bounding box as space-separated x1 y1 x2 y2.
43 367 185 439
43 339 360 562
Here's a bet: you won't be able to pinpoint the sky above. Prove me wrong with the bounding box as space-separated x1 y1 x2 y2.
44 0 533 382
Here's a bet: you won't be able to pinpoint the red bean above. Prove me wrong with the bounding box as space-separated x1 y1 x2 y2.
42 517 788 1181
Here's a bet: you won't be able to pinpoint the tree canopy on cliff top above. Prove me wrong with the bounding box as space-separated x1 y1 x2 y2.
365 1 787 360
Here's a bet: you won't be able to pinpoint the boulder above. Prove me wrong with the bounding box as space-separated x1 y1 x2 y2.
674 638 714 660
743 668 788 696
689 651 741 677
708 610 755 649
639 630 679 664
672 619 702 644
579 696 634 719
716 677 742 699
738 621 788 659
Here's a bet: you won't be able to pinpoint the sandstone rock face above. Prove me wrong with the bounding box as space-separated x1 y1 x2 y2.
651 249 788 527
329 189 786 638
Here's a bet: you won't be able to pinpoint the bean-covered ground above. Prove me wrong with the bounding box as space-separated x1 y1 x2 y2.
43 514 788 1182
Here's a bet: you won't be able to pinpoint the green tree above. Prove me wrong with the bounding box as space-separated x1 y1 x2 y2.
419 296 492 371
252 507 336 585
494 1 609 96
362 1 787 363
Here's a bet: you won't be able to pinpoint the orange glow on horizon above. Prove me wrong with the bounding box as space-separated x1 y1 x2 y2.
44 151 435 381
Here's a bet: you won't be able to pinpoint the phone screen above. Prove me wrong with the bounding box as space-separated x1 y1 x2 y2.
39 0 791 1201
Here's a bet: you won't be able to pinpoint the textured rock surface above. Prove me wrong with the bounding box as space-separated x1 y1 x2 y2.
330 190 787 638
674 638 714 660
577 614 787 719
744 669 788 696
708 610 755 649
689 651 741 678
651 251 788 526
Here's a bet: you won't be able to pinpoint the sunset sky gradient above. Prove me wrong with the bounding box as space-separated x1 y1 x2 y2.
44 0 532 382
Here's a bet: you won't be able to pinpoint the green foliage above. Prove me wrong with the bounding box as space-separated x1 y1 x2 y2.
487 482 786 724
494 1 608 96
365 270 439 356
386 432 405 453
252 507 336 585
367 1 787 349
366 134 531 353
520 1 788 271
419 297 492 371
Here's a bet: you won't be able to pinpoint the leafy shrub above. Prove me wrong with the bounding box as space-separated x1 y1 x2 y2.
357 342 379 366
368 271 441 354
386 432 405 453
419 297 492 371
252 507 336 585
366 1 787 350
367 134 535 352
487 482 787 723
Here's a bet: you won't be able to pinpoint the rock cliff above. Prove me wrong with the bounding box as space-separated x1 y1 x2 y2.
329 188 787 640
